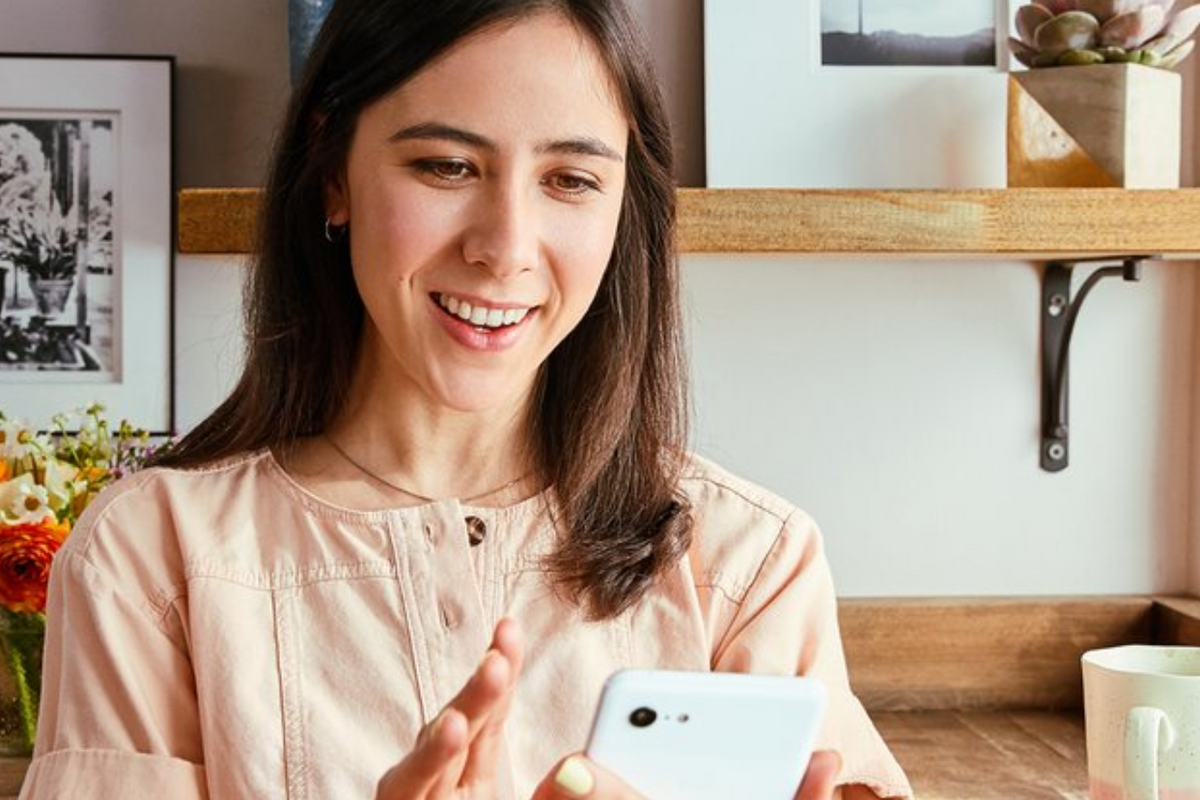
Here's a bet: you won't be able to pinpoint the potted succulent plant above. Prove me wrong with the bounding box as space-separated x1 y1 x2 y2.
1006 0 1200 187
1010 0 1200 67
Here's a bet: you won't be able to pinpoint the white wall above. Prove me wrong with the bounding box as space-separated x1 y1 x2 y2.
7 0 1199 598
686 258 1196 596
173 253 1199 598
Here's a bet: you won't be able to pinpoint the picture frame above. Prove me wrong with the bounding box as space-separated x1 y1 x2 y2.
0 54 174 432
704 0 1009 188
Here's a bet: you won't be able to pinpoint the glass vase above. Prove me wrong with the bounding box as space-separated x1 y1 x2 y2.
0 611 44 757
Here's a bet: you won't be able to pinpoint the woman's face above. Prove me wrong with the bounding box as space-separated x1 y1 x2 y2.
326 12 629 415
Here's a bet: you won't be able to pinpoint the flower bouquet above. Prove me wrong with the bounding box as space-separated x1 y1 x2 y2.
0 405 163 755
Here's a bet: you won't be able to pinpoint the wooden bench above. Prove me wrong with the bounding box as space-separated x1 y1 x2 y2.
844 595 1200 798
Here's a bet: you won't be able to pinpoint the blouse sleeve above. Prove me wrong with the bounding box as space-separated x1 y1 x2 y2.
20 525 207 799
709 509 912 800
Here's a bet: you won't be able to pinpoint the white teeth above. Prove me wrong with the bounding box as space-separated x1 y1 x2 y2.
437 293 533 329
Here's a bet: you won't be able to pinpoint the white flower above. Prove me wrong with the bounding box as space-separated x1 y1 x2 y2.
41 457 81 513
0 419 50 461
0 474 53 524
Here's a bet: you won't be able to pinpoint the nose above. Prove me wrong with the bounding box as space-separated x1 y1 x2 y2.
461 182 539 278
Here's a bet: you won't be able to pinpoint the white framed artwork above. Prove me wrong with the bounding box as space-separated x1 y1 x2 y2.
705 0 1010 188
0 55 174 432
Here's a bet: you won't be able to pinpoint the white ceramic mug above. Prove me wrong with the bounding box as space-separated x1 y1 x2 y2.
1082 645 1200 800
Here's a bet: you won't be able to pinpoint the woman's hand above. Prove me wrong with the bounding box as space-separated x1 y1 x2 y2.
527 749 841 800
529 755 645 800
376 621 843 800
796 751 842 800
375 618 525 800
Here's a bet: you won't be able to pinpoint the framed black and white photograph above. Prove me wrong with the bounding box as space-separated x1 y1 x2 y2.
705 0 1008 188
821 0 998 67
0 55 173 431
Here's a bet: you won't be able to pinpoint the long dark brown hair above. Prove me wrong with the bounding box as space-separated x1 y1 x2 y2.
157 0 692 619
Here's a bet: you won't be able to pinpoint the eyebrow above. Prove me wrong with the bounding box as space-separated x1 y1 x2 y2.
388 122 624 163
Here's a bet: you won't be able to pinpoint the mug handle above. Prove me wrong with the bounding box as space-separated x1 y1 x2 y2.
1124 706 1176 800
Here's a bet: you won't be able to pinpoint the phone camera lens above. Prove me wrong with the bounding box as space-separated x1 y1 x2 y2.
628 707 657 728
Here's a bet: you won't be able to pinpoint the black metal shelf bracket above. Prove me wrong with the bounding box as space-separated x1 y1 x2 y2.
1041 256 1149 472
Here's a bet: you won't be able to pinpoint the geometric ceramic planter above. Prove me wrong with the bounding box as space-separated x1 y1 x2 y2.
1007 63 1181 188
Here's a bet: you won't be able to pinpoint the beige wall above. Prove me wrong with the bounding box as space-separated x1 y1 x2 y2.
1 0 289 187
0 0 707 186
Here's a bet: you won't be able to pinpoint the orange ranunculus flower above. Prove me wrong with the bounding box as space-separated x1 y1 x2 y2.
0 517 70 614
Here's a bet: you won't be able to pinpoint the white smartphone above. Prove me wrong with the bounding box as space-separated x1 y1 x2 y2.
584 669 828 800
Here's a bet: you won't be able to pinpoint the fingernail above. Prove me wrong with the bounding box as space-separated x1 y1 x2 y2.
554 756 594 797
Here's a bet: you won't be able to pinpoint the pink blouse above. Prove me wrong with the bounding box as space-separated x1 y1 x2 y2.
21 450 911 799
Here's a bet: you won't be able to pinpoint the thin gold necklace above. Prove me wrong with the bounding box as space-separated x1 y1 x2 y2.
323 433 528 505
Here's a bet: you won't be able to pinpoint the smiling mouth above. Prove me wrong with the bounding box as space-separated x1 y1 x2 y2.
435 293 533 330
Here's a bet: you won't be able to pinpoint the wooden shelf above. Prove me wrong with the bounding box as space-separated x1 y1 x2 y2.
178 187 1200 259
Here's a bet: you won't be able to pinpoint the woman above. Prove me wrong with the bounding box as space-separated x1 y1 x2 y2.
23 1 911 798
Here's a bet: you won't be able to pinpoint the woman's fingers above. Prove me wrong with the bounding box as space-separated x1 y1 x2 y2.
529 754 647 800
423 650 508 796
530 751 840 800
490 616 524 668
376 619 526 799
795 750 842 800
457 617 526 787
375 709 469 799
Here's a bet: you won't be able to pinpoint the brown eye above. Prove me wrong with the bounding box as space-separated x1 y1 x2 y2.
415 159 475 182
544 172 601 196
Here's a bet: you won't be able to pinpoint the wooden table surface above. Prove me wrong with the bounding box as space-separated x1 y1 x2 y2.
0 711 1087 799
876 710 1088 799
0 757 26 800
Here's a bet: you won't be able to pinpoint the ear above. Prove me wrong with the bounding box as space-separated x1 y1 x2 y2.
324 172 350 226
311 107 350 226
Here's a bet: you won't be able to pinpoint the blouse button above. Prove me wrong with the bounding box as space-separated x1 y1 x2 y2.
440 601 460 630
465 516 487 547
